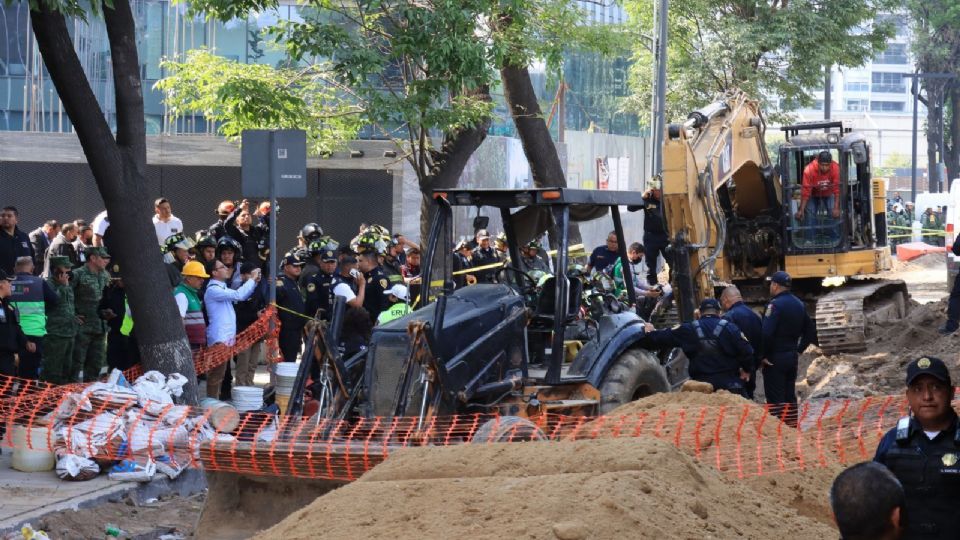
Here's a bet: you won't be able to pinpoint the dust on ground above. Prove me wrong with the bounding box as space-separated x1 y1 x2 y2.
32 491 203 540
257 392 840 540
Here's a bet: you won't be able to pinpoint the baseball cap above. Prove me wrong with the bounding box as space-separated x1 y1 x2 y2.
0 269 13 281
699 298 721 312
383 284 409 301
321 250 337 262
766 271 791 287
905 356 951 386
282 254 306 267
477 229 490 240
85 246 110 259
818 151 833 164
49 256 71 270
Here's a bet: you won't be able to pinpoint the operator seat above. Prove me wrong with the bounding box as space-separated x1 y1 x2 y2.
529 276 583 331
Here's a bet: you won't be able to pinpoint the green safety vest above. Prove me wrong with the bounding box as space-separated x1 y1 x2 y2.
120 299 134 336
10 274 46 337
377 302 410 325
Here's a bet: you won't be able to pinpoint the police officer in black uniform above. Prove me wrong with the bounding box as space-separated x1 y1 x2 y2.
720 285 762 399
874 356 960 539
471 230 501 284
275 253 307 363
641 182 668 286
357 250 390 324
760 271 815 424
304 249 339 320
643 298 753 396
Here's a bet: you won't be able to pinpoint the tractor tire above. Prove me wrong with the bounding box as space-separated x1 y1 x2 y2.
471 416 547 443
598 348 670 414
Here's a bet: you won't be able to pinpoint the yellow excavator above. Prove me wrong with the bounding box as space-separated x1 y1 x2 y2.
660 90 907 354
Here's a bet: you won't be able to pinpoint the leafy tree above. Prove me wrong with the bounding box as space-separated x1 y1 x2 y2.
623 0 896 125
875 151 912 178
11 0 199 401
907 1 960 186
155 49 363 156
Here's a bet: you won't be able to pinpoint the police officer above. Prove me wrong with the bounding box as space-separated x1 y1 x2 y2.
357 249 391 324
276 253 307 363
518 240 550 274
719 285 762 399
305 249 339 320
641 182 668 286
452 240 474 289
43 257 77 384
472 230 501 284
10 256 57 380
760 271 815 425
301 237 338 288
99 262 138 372
72 246 111 382
643 298 753 396
377 284 411 325
874 356 959 539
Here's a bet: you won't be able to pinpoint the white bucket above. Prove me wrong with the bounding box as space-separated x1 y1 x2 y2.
11 424 56 472
200 398 240 433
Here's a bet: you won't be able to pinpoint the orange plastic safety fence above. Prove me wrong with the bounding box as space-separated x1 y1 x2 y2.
122 307 281 380
0 373 917 484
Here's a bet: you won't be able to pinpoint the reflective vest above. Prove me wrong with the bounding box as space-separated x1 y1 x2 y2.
377 302 410 325
120 299 134 336
10 274 46 337
174 283 205 347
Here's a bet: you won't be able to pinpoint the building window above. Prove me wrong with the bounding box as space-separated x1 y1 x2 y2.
844 82 870 93
846 99 869 111
872 72 906 93
874 43 908 65
870 101 905 112
875 15 908 37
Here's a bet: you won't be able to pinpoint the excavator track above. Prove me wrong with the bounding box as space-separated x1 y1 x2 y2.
814 279 909 355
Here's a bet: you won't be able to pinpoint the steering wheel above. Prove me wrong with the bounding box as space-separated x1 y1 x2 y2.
501 266 538 296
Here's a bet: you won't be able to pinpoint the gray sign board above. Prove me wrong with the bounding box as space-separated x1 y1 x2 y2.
241 129 307 198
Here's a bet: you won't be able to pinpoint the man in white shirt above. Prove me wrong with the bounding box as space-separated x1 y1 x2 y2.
332 255 366 309
152 198 184 246
203 260 260 398
91 211 109 248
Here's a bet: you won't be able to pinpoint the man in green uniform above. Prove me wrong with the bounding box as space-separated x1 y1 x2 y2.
921 207 944 246
43 256 77 384
72 246 110 382
377 284 410 325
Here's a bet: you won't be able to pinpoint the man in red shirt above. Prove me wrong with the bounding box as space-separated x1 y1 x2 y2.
795 151 841 242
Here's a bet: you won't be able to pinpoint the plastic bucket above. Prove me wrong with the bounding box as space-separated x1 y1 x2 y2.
200 398 240 433
11 424 56 472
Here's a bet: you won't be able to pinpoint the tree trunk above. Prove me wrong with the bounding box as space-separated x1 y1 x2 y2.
30 0 198 404
417 87 492 244
947 87 960 183
500 63 584 246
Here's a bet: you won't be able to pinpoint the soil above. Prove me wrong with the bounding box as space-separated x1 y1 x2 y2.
33 491 203 540
257 391 842 539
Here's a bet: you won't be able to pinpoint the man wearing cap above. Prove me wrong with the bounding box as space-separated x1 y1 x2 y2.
642 297 753 395
208 200 236 240
796 151 841 243
585 230 619 276
276 254 307 363
518 240 550 274
452 240 474 289
305 249 339 320
153 198 184 246
471 230 502 284
10 257 57 380
641 183 669 286
205 257 260 398
357 249 392 323
760 271 815 423
494 232 509 262
42 257 77 384
234 262 267 386
174 261 209 351
0 268 31 447
71 246 111 382
875 356 960 538
377 284 411 325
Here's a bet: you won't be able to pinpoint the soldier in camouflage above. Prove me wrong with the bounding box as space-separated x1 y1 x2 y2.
43 256 77 384
71 246 110 382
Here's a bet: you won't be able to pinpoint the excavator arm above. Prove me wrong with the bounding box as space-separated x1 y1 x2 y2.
661 91 781 321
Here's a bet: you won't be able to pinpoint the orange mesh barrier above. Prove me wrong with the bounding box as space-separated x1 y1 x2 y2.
0 373 918 483
122 307 281 380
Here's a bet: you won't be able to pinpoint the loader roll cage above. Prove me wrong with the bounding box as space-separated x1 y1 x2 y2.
423 188 648 385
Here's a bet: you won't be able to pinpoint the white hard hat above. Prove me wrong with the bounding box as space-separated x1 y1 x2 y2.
383 284 409 301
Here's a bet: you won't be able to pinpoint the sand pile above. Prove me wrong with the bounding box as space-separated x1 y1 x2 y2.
801 298 960 399
892 252 945 272
257 392 841 539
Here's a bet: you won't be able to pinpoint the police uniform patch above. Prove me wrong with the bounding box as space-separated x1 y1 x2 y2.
918 357 932 369
765 303 775 317
670 324 681 330
379 278 388 289
276 279 284 289
112 264 120 273
307 283 316 293
944 453 958 467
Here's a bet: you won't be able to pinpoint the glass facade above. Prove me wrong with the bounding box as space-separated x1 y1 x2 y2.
0 0 640 138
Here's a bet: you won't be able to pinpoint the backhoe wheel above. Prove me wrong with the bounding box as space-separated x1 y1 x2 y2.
470 416 547 443
599 348 670 414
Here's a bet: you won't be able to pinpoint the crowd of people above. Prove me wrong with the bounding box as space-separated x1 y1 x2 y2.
886 194 946 248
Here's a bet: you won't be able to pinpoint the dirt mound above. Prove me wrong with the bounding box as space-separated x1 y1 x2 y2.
256 437 836 540
893 252 945 272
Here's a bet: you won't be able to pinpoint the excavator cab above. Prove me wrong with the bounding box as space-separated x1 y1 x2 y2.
778 121 885 255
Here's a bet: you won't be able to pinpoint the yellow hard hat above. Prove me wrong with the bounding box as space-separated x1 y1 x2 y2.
181 260 210 278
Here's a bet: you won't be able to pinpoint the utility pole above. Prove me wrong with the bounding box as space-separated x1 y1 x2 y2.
823 66 832 121
903 72 956 200
650 0 668 179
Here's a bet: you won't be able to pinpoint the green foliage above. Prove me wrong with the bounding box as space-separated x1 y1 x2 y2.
875 151 912 177
155 49 362 155
623 0 896 126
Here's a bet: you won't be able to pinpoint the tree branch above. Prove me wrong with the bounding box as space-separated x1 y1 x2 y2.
102 0 146 161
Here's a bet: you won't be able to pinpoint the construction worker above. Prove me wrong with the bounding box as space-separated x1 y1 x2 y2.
642 298 753 396
72 246 111 382
641 183 669 285
174 261 209 351
10 256 57 379
42 257 76 384
830 462 904 540
796 151 841 244
719 285 762 400
874 356 959 539
760 271 815 425
377 284 411 325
